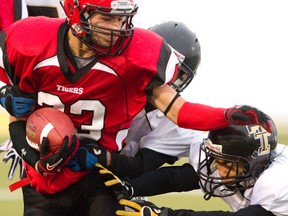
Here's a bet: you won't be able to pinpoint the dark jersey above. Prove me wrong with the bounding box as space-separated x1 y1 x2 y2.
0 16 178 152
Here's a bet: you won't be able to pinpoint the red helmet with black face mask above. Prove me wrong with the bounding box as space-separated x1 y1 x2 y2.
61 0 138 56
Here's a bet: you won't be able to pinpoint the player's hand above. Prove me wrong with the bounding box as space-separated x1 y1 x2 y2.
36 135 79 175
96 163 134 201
68 142 107 171
225 105 271 132
3 146 24 180
0 85 36 117
0 139 24 180
116 199 161 216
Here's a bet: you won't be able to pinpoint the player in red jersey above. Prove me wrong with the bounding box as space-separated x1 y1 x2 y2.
0 0 65 31
0 0 271 215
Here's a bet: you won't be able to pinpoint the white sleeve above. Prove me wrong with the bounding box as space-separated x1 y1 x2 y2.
123 109 207 158
250 144 288 216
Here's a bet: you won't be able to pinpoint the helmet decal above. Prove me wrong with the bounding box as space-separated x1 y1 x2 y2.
197 115 278 200
246 125 271 156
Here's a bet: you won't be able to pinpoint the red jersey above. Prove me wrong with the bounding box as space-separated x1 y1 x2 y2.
0 16 178 152
0 0 65 31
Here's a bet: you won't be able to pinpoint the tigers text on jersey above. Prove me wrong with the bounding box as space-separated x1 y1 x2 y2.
0 16 179 152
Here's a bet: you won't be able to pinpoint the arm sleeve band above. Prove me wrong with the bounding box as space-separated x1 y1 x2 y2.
164 93 181 116
9 121 40 167
177 102 230 131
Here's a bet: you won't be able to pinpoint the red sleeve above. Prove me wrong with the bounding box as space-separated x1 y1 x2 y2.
177 102 230 131
0 0 17 31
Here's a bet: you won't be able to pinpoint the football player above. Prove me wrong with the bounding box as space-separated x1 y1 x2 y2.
117 116 288 216
0 0 272 215
0 0 65 31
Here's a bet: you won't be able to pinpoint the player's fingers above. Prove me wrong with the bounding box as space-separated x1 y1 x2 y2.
119 199 142 211
40 137 51 156
57 136 69 153
116 210 137 216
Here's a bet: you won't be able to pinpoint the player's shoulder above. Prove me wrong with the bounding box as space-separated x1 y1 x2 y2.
125 27 174 70
5 17 65 41
250 144 288 213
131 27 165 50
4 17 66 57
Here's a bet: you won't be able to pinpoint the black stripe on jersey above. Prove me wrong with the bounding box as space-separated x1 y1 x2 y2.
13 0 22 22
145 40 172 96
57 23 99 83
27 6 59 18
0 31 18 84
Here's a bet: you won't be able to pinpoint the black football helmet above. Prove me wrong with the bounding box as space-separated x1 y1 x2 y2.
149 21 201 92
61 0 138 56
197 115 278 200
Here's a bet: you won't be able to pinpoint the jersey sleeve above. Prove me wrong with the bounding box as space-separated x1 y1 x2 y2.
0 0 27 31
250 145 288 215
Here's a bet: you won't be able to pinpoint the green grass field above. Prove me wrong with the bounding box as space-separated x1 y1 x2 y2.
0 112 287 215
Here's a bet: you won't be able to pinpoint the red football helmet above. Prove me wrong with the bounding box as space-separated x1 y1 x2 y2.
61 0 138 56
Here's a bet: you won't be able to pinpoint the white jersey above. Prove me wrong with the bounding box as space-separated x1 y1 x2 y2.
191 144 288 215
122 109 207 158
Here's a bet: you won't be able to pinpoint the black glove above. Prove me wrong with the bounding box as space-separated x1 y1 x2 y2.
96 163 134 201
0 139 24 180
225 105 271 132
0 85 36 117
36 135 79 175
116 199 161 216
68 142 107 171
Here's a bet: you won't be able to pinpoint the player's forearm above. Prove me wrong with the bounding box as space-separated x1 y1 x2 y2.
9 118 40 167
108 148 177 178
160 204 273 216
177 102 229 131
131 164 200 197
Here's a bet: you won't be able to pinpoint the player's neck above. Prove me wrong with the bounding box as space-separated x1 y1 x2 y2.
67 30 95 58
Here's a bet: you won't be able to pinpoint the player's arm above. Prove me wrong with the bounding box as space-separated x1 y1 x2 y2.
69 143 177 177
149 84 271 132
9 116 78 175
131 164 200 197
117 200 275 216
8 115 40 167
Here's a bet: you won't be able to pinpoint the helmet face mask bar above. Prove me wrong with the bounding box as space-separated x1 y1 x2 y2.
197 117 278 200
61 0 138 56
171 56 197 92
198 138 256 200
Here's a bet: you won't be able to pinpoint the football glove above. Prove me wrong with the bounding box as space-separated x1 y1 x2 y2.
68 142 107 171
36 135 79 176
225 105 271 133
0 139 24 180
116 199 161 216
96 163 134 201
0 85 36 117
